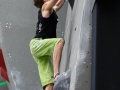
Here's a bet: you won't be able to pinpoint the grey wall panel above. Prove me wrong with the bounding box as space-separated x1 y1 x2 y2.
0 0 68 90
0 77 8 90
60 3 72 72
61 0 95 90
0 0 95 89
61 0 86 71
56 2 68 38
0 84 9 90
0 0 42 89
0 85 8 90
0 77 4 82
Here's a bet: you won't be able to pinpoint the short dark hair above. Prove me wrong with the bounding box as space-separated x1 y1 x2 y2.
33 0 44 8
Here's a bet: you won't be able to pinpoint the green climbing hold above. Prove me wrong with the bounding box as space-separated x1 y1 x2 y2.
0 81 7 86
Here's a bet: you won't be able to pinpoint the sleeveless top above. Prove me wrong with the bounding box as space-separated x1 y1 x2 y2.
34 9 58 39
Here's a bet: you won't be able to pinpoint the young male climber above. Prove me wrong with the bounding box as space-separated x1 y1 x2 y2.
29 0 65 90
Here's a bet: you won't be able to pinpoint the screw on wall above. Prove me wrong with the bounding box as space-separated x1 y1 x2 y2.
6 23 11 28
75 27 76 31
62 32 64 36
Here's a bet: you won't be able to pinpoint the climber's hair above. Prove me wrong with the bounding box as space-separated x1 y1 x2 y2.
33 0 44 8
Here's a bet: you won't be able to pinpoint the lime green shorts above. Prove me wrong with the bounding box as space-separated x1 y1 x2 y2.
29 38 61 88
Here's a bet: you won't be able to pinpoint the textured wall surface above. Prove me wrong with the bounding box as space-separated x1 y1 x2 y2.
0 77 8 90
0 0 96 89
0 0 67 90
60 0 95 90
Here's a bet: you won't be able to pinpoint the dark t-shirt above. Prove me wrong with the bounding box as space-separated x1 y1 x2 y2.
34 9 58 39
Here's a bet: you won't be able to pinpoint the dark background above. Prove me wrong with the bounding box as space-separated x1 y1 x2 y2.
68 0 75 9
92 0 120 90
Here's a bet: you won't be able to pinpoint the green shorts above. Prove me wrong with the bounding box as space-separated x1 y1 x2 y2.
29 38 61 88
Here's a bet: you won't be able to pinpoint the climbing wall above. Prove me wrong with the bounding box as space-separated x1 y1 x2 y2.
0 0 96 90
0 0 67 90
60 0 95 90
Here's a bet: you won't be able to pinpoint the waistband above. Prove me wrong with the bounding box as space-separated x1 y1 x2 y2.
32 38 42 40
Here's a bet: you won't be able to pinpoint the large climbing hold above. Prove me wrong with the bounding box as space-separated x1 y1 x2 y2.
54 69 71 90
0 48 9 82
